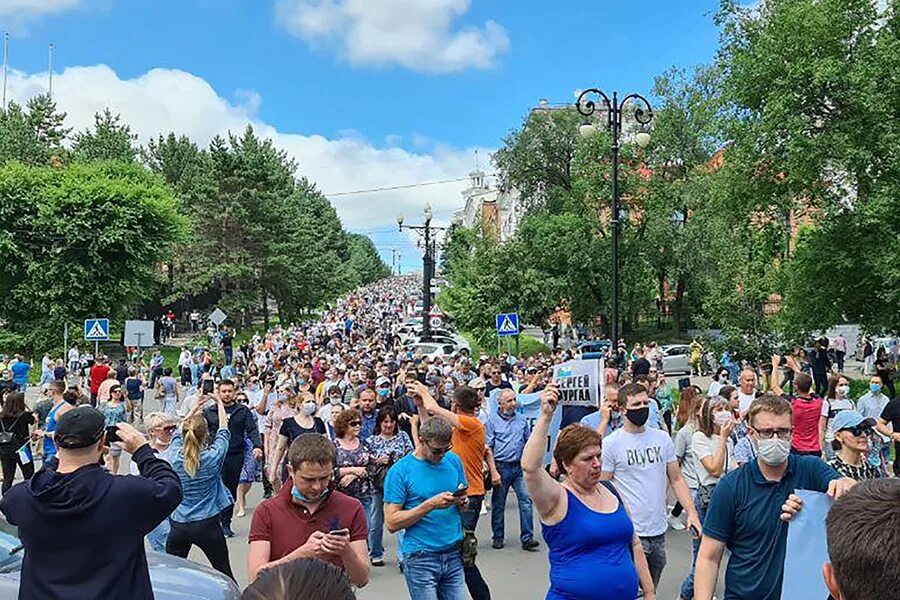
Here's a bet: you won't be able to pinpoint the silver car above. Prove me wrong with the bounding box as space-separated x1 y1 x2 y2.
660 344 692 375
0 527 240 599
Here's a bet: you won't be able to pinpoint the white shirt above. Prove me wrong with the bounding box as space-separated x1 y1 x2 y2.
68 348 79 363
708 380 725 398
178 350 191 368
601 427 676 537
738 390 757 414
691 432 735 487
821 397 855 444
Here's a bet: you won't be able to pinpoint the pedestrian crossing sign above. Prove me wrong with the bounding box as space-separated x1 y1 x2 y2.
496 313 519 337
84 318 110 341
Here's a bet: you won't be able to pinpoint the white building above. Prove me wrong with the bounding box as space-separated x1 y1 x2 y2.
452 169 521 242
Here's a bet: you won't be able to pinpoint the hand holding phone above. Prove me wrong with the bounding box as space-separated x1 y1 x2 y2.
452 485 468 498
328 528 350 537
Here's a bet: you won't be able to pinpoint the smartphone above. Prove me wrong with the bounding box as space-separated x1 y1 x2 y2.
106 427 120 444
202 379 214 394
452 486 468 498
328 528 350 537
689 525 701 539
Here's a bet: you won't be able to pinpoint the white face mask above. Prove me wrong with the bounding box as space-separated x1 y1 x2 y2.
836 385 850 397
301 401 317 416
713 411 733 429
756 437 790 466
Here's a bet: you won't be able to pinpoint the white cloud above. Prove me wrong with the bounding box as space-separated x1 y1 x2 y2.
5 64 485 234
0 0 81 16
274 0 509 74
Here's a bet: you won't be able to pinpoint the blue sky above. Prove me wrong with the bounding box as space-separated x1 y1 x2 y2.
3 0 721 272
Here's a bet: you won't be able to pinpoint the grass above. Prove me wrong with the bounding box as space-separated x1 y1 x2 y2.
460 331 550 358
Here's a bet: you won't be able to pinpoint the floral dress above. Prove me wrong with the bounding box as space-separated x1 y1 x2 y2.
239 436 258 484
264 401 294 473
334 439 374 501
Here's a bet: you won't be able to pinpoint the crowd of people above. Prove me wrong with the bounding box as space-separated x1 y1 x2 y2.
0 273 898 599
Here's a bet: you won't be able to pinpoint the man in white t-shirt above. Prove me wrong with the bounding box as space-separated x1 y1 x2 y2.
602 382 701 591
737 368 760 415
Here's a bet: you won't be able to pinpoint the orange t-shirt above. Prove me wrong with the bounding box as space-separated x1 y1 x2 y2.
451 414 486 496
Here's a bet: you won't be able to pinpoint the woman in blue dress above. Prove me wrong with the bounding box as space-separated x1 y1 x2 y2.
522 385 655 600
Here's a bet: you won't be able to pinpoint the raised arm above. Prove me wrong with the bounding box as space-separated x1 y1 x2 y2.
521 386 564 522
407 381 459 428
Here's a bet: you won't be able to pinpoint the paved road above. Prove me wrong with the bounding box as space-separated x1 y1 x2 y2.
169 480 712 598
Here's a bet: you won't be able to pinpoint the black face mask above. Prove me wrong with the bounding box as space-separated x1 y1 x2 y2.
626 406 650 427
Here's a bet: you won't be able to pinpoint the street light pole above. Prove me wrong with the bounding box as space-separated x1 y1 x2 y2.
398 204 446 343
575 88 653 351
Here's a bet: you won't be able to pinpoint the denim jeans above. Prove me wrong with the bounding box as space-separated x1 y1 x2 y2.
369 491 385 560
358 493 374 537
490 461 534 544
639 533 667 591
403 547 467 600
679 491 707 600
147 518 170 553
459 495 491 600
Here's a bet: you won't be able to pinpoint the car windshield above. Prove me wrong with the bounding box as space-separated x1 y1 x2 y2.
0 519 22 572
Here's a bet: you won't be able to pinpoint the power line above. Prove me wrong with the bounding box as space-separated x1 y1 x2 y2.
325 174 496 198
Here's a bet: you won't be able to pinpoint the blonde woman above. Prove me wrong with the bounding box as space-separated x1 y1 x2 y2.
166 394 234 580
130 411 177 552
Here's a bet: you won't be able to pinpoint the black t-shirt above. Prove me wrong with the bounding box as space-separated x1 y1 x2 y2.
279 416 326 444
631 357 651 377
881 399 900 450
485 379 513 395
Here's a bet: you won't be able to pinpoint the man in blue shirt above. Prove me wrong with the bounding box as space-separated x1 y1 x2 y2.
384 416 468 600
10 356 30 392
694 394 856 600
485 389 537 551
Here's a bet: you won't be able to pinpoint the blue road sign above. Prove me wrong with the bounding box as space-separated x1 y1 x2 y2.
84 318 110 341
496 313 520 337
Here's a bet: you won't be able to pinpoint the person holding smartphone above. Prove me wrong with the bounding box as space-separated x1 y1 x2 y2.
166 393 235 580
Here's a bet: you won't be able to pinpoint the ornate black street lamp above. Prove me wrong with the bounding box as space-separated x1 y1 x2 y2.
397 203 447 342
575 88 654 351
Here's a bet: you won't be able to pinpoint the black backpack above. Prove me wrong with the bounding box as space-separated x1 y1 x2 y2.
0 415 22 453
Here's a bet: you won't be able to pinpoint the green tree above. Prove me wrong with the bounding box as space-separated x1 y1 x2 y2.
345 233 391 288
0 95 70 167
0 161 185 353
72 108 138 163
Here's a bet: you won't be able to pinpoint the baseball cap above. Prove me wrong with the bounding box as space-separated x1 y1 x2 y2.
831 410 874 433
55 406 106 449
375 376 392 387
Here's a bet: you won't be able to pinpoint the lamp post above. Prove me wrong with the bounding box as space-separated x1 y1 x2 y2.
575 88 653 351
398 203 446 342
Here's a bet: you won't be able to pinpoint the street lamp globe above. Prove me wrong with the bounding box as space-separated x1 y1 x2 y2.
579 124 597 139
424 203 433 221
396 214 404 228
636 131 651 149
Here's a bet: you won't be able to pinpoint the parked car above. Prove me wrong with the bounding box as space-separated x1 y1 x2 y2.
660 344 692 375
578 340 612 360
0 524 240 599
408 343 461 361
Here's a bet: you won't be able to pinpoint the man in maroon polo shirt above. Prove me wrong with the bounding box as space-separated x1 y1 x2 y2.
248 434 369 587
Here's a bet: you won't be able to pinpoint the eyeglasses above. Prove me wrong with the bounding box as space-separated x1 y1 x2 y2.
426 442 453 455
751 426 793 440
161 425 177 433
841 425 871 438
349 421 362 426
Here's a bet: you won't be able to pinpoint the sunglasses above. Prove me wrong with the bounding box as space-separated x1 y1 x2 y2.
841 425 871 437
161 425 177 433
428 443 453 455
349 421 362 426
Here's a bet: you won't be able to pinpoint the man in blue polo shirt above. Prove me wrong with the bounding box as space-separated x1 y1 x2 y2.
694 394 856 600
384 415 469 600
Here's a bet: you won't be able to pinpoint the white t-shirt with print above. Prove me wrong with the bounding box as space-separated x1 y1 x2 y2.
601 427 676 537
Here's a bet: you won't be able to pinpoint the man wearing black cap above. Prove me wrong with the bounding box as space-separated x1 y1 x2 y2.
0 406 182 600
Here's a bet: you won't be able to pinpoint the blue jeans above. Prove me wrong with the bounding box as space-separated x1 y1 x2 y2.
403 547 467 600
679 490 708 600
147 518 170 553
369 491 385 560
490 461 534 544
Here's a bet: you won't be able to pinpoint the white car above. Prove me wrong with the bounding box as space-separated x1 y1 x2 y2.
409 343 459 361
660 344 692 375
